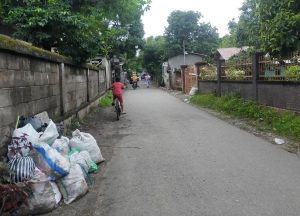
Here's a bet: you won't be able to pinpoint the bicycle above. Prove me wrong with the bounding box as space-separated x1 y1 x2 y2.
114 97 122 120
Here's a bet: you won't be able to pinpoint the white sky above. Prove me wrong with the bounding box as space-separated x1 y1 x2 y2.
142 0 244 38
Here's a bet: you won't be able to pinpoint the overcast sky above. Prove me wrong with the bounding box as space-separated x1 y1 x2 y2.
142 0 245 38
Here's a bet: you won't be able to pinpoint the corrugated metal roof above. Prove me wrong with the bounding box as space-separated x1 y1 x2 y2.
217 48 243 60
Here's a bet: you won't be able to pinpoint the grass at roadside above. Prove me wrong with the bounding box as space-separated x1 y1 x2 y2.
190 93 300 147
99 90 113 107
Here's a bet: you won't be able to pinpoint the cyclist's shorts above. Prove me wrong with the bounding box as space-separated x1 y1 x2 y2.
113 94 123 104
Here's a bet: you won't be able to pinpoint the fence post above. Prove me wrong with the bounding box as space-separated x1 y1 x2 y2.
195 62 207 93
86 68 90 102
217 59 222 96
252 53 259 101
59 63 65 116
195 63 200 93
98 69 100 95
181 65 187 93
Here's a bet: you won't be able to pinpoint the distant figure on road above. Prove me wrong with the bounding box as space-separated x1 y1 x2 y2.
131 72 139 89
145 74 151 88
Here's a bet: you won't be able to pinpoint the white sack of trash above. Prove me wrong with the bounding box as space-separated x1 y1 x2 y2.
57 163 89 204
18 168 61 215
31 142 70 180
69 129 105 163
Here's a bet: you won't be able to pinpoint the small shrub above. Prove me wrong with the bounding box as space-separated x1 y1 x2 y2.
225 67 245 80
285 65 300 81
200 65 217 80
191 93 300 141
70 118 81 130
99 90 113 107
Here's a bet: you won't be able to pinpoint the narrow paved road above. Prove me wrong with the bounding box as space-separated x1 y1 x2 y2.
49 85 300 216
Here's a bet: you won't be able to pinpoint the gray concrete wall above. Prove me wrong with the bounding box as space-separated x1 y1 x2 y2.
198 81 217 94
0 41 108 157
258 82 300 112
221 81 253 101
199 80 300 112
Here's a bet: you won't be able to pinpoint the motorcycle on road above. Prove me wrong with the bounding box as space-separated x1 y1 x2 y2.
132 80 138 90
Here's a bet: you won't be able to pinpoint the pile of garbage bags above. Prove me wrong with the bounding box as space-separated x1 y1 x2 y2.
4 114 105 215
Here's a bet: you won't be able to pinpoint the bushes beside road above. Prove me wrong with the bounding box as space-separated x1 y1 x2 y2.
191 93 300 142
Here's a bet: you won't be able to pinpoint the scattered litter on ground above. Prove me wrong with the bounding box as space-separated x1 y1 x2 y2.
189 87 198 96
274 138 285 145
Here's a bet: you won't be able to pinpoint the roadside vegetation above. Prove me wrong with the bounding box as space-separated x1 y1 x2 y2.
191 93 300 151
99 90 113 107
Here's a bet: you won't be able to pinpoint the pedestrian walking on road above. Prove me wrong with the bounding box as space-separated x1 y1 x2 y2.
145 74 151 88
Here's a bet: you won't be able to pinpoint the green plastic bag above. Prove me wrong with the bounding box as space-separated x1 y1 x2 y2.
89 161 99 173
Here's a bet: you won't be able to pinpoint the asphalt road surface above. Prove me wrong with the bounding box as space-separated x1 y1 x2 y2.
48 84 300 216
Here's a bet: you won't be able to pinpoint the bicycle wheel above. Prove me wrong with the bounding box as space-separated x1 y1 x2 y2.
115 99 121 120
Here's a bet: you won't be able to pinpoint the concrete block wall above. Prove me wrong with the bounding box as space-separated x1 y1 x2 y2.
220 81 253 101
88 69 100 101
0 36 108 157
258 82 300 112
63 66 88 113
198 79 300 112
198 81 217 94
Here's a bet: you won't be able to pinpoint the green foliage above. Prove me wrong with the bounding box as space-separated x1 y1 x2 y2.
99 90 113 107
236 0 261 48
191 93 300 141
164 10 219 59
70 117 81 131
142 36 167 82
221 0 300 56
219 19 238 48
257 0 300 56
225 67 246 80
219 34 237 48
125 54 144 73
200 64 217 80
285 65 300 81
1 0 150 63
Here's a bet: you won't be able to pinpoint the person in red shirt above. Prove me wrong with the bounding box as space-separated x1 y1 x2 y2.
111 77 126 114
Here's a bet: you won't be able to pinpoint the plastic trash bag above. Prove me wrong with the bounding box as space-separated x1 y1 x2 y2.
68 150 98 173
189 87 198 96
8 156 35 183
50 181 62 204
32 142 70 180
52 136 70 156
18 116 46 132
58 164 88 204
274 138 285 145
69 129 105 163
38 120 59 146
18 168 60 215
8 124 39 159
55 122 65 138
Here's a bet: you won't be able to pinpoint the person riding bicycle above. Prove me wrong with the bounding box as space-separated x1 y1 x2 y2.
112 77 126 114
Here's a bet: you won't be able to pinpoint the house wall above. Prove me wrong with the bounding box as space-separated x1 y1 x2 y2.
170 71 182 91
0 36 108 157
183 65 197 94
162 62 170 89
168 54 203 91
168 54 203 70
